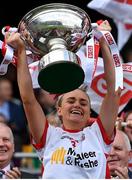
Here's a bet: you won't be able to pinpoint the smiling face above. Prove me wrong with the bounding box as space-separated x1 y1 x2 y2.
57 89 90 130
0 123 14 168
107 130 130 176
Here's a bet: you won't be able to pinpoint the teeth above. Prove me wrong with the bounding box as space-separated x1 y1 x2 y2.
71 110 82 115
0 150 6 153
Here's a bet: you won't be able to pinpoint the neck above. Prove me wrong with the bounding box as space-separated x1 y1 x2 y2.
0 161 10 169
62 121 87 131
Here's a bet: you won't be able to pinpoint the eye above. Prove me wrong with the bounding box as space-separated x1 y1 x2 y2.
3 138 10 142
67 100 74 104
80 101 88 106
115 147 122 151
81 103 87 106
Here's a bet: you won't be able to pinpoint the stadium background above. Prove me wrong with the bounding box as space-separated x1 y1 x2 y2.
0 0 131 112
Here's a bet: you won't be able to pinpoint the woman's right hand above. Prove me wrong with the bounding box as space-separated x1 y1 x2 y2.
5 32 25 52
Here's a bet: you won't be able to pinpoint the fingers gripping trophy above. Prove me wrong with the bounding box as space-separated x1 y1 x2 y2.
1 3 92 94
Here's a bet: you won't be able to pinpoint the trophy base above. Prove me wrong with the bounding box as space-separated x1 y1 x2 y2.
38 61 85 94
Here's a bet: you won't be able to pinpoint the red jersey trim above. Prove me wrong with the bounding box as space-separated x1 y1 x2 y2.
62 125 82 133
105 153 111 179
62 118 97 133
97 117 116 145
32 120 49 150
129 163 132 167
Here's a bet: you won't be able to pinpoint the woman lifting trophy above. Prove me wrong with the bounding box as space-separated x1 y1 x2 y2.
4 3 123 179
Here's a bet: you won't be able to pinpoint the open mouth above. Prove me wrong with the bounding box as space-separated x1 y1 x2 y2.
70 110 83 115
0 149 7 153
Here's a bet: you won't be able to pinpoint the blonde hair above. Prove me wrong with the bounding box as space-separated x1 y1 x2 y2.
56 86 91 109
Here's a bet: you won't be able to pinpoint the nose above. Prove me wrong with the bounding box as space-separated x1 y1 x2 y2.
109 147 115 156
73 100 81 108
0 139 4 146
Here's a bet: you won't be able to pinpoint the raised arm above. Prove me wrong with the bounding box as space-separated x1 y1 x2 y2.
5 32 47 143
97 21 121 138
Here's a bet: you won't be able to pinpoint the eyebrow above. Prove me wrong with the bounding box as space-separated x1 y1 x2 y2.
0 136 10 140
114 145 122 149
67 97 89 103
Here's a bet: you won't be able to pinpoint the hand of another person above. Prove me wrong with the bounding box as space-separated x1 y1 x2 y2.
5 167 21 179
97 20 112 32
127 120 132 128
111 166 129 179
115 117 124 130
92 20 112 42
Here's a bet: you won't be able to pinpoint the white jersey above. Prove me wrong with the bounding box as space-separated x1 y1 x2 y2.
32 118 114 179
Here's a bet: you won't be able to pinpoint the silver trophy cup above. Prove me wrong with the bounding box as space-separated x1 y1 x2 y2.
18 3 91 93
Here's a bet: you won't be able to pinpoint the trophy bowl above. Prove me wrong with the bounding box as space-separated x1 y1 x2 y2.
18 3 91 93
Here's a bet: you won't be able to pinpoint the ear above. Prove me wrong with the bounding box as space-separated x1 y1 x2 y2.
57 106 62 117
12 143 15 154
129 150 132 160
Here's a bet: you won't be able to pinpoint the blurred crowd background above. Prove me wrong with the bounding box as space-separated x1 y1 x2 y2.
0 0 131 178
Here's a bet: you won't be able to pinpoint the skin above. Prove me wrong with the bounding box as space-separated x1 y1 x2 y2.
57 89 90 130
107 130 131 179
0 123 21 178
124 113 132 142
0 79 13 104
5 20 121 145
5 167 21 179
0 123 14 168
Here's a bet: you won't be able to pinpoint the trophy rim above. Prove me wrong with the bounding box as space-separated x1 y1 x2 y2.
18 3 91 24
18 2 92 56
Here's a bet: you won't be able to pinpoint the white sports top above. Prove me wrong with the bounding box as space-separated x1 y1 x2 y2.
32 118 114 179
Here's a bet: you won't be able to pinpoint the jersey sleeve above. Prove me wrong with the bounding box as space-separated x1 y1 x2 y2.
31 120 61 161
91 117 116 154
